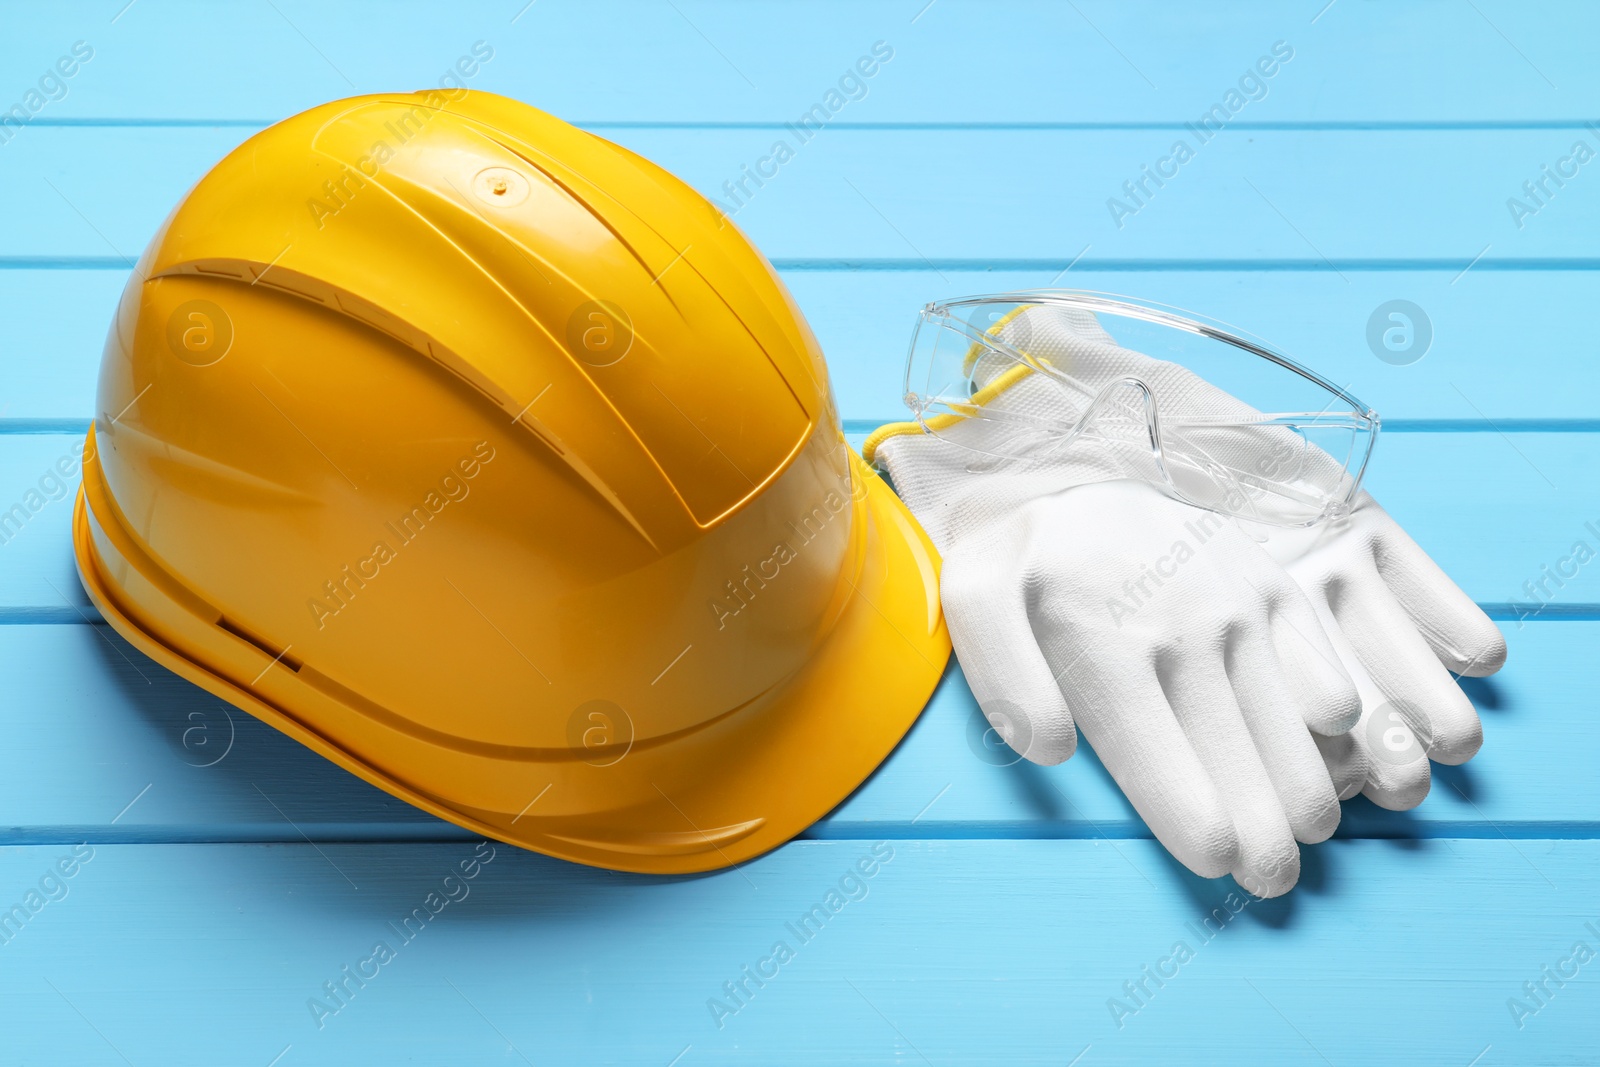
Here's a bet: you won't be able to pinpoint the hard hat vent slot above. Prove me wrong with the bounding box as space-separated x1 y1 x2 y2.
217 616 302 673
189 260 251 280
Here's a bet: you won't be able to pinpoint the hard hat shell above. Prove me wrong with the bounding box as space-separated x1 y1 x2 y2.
73 91 949 873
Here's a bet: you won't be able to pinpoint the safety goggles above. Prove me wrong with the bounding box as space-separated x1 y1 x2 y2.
902 290 1380 527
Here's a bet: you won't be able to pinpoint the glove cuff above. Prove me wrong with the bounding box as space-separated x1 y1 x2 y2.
867 373 1150 553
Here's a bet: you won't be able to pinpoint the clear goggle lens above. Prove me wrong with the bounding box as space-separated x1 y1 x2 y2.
904 291 1379 527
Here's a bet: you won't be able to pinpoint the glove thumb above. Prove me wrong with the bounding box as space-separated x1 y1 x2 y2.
940 538 1077 765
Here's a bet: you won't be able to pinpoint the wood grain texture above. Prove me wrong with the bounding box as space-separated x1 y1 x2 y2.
0 840 1594 1065
2 1 1597 1063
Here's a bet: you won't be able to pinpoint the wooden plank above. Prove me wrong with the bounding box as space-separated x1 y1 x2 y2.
0 270 124 422
1 7 1592 1066
0 607 1584 842
5 127 1597 262
0 429 1589 614
3 1 1592 124
5 267 1597 424
0 434 96 614
0 839 1594 1064
0 622 457 841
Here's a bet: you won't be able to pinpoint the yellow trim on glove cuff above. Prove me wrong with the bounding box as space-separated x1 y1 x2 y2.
862 361 1038 465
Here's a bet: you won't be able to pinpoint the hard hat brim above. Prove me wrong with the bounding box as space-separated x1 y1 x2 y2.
73 442 950 874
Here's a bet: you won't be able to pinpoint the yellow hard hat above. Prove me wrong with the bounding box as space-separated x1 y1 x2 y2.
73 90 949 873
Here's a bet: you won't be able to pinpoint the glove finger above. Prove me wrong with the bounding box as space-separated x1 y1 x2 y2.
1261 579 1368 796
1366 497 1507 677
1355 701 1434 810
1161 654 1300 898
1276 575 1431 807
1226 626 1343 845
1260 577 1362 737
1312 731 1368 802
1330 560 1483 765
940 545 1076 765
1069 656 1238 881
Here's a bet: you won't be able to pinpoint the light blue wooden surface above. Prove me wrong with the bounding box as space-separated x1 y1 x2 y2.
2 2 1596 1064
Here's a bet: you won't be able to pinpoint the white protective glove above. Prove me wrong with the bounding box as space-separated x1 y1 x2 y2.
957 300 1508 811
867 306 1365 897
1249 496 1507 810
